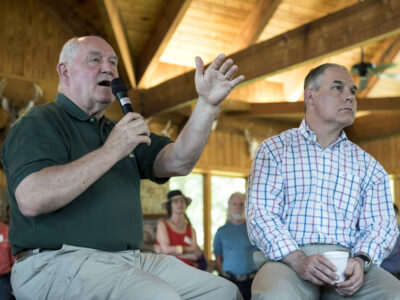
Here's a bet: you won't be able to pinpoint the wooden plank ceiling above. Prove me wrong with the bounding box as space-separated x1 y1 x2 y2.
1 0 400 143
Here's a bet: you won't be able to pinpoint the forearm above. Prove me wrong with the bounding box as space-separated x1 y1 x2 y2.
159 244 201 257
247 196 299 260
178 252 201 261
153 98 219 177
281 250 307 272
15 146 118 217
353 225 399 264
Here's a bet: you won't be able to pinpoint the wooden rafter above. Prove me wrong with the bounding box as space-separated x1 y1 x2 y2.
103 0 137 88
346 111 400 142
36 0 101 36
227 97 400 118
137 0 192 88
231 0 282 52
141 0 400 117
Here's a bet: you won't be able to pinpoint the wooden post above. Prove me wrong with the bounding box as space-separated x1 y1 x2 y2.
203 173 212 260
391 174 400 209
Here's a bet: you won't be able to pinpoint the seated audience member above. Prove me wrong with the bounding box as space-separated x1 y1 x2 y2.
1 36 244 299
214 192 258 300
381 204 400 278
155 190 203 268
247 63 400 299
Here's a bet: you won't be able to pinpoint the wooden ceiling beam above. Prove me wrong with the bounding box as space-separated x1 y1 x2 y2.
231 0 282 52
137 0 193 88
346 112 400 142
103 0 136 88
227 97 400 118
357 34 400 98
141 0 400 117
215 115 297 139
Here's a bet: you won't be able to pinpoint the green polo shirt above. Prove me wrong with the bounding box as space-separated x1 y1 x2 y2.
1 94 172 255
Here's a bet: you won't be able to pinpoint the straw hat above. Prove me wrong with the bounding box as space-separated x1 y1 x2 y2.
161 190 192 210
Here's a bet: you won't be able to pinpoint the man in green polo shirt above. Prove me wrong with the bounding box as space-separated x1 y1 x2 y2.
1 36 245 300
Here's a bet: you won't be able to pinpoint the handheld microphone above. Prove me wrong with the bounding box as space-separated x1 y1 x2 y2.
111 78 133 115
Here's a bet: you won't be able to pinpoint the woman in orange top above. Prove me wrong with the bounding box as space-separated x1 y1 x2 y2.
155 190 202 267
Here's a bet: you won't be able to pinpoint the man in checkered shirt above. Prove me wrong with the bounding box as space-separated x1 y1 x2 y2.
247 63 400 299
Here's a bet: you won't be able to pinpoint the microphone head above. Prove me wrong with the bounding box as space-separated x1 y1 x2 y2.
111 78 127 95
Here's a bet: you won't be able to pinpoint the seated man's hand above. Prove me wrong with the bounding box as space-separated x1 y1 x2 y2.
334 257 364 297
282 251 338 286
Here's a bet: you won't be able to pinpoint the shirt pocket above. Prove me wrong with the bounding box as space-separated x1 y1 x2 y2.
332 172 361 220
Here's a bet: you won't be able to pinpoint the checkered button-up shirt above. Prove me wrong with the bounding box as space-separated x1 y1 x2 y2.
246 119 399 264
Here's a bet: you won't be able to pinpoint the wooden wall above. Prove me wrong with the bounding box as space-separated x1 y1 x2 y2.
195 130 253 176
359 134 400 207
0 0 70 103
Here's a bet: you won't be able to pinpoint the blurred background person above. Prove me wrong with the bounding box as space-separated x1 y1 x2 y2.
155 190 204 269
0 202 14 300
213 192 258 300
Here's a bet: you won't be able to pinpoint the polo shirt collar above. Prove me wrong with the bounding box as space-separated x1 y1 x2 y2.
56 93 95 122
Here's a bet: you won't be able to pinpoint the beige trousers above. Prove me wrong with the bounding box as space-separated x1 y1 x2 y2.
252 244 400 300
11 245 242 300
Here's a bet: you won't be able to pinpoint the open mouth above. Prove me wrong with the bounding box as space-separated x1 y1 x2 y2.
98 80 111 87
341 108 353 112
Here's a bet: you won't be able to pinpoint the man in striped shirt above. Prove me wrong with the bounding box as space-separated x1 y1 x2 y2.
247 64 400 299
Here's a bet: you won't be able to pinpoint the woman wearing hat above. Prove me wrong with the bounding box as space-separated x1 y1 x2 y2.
155 190 202 267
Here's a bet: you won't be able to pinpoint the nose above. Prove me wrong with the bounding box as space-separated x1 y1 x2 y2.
101 61 118 77
345 89 355 102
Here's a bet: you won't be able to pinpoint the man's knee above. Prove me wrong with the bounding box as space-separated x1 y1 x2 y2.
213 276 243 299
251 290 294 300
145 284 181 300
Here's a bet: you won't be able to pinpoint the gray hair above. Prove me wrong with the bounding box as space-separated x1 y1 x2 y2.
228 192 245 205
58 37 81 64
303 63 348 111
304 63 347 91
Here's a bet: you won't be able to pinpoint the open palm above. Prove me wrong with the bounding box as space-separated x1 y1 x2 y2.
195 54 244 106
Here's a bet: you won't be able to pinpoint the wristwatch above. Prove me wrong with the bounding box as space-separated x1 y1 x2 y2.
353 253 372 273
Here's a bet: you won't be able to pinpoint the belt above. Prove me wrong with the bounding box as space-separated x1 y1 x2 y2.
15 248 57 262
223 271 257 282
0 272 11 278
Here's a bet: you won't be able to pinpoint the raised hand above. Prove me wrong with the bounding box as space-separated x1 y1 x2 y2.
194 54 245 107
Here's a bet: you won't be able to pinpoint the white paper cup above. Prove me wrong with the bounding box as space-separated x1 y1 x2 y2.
323 251 349 283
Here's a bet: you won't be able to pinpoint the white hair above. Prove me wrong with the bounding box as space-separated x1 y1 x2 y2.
58 37 80 64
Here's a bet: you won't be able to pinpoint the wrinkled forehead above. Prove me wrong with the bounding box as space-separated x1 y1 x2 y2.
229 195 245 204
323 66 355 86
77 36 117 58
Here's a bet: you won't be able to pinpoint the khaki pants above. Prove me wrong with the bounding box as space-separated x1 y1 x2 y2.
252 244 400 300
11 245 242 300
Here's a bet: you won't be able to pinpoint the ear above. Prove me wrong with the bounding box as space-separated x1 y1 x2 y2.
57 63 70 86
304 88 314 106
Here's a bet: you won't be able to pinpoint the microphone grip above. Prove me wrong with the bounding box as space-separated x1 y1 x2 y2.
115 91 133 115
121 103 133 115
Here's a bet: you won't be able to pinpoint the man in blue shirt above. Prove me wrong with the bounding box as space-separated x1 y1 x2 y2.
214 192 258 300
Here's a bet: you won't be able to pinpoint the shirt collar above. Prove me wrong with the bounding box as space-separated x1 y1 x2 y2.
299 119 348 148
55 93 113 125
56 93 92 121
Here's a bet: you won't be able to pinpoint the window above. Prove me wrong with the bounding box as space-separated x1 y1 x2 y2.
169 174 204 248
211 175 246 255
